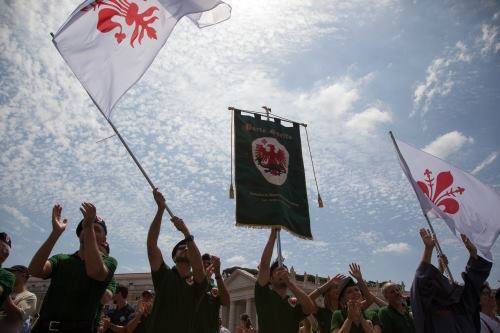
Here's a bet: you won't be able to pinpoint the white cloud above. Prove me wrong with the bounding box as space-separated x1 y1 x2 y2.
345 107 392 135
374 242 410 254
412 41 473 116
0 204 31 227
226 255 246 265
478 24 500 55
423 131 474 159
471 152 498 175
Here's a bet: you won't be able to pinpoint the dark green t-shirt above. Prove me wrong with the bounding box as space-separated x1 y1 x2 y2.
331 308 380 332
194 287 221 333
254 282 306 333
378 305 415 333
39 252 117 322
314 306 333 333
146 262 207 333
0 267 15 307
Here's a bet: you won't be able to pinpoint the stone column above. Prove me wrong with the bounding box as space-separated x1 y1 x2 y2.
229 300 236 332
245 298 252 316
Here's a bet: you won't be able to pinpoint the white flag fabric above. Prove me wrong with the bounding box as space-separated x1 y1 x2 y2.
393 136 500 261
53 0 231 116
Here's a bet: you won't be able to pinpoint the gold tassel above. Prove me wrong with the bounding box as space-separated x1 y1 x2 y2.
317 193 323 208
229 184 235 199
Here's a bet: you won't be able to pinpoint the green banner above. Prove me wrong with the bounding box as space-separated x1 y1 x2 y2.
234 111 312 239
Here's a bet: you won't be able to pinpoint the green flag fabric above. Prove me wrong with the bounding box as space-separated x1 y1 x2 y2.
234 111 312 239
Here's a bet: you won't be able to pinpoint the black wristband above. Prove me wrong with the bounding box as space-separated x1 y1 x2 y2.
184 234 194 242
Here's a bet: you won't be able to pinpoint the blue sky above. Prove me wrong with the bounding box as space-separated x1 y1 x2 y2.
0 0 499 289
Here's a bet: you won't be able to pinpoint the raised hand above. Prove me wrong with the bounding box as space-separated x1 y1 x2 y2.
349 263 363 282
460 234 478 259
347 299 362 323
171 216 189 237
211 255 221 274
51 204 68 235
419 228 435 249
153 188 166 210
80 202 96 229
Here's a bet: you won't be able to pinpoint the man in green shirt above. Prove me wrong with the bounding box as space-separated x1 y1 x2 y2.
378 282 415 333
146 189 207 333
29 203 117 333
331 277 382 333
255 228 315 333
0 232 15 308
194 253 230 333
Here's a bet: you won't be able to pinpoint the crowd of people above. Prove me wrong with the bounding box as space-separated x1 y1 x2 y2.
0 188 499 333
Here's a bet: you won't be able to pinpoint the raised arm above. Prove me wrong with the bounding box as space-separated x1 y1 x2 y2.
257 228 278 286
172 216 205 284
147 188 166 272
309 274 346 302
29 204 67 278
349 263 387 308
81 203 109 281
212 256 230 306
419 229 435 265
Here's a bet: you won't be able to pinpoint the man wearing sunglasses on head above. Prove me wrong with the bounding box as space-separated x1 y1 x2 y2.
145 189 207 333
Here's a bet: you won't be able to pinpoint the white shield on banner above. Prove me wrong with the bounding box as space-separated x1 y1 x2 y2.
252 137 289 186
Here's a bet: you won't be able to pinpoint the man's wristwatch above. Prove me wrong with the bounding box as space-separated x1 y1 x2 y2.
184 234 194 242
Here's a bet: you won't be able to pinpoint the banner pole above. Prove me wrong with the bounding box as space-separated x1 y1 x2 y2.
96 106 174 218
389 131 454 283
276 229 284 267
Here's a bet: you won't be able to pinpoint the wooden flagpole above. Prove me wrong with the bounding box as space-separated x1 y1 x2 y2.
95 106 175 218
389 131 454 283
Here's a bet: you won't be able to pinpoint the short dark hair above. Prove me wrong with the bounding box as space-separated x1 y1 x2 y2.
116 285 128 299
270 260 287 275
76 217 107 237
202 253 211 261
171 239 188 259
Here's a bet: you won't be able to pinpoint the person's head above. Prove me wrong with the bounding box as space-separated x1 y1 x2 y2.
382 282 403 307
338 277 362 307
171 239 191 277
240 313 252 328
142 289 154 303
0 232 12 265
202 253 212 270
76 217 107 246
479 283 495 314
113 285 128 303
269 260 288 289
7 265 29 285
323 282 342 308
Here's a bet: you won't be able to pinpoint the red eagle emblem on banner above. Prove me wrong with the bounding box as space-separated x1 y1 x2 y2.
417 169 465 214
255 139 287 176
82 0 159 47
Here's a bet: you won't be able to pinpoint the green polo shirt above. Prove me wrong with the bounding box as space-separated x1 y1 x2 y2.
314 306 333 333
193 287 221 333
331 308 380 332
379 305 415 333
147 262 207 333
39 252 117 322
254 282 306 333
0 267 15 307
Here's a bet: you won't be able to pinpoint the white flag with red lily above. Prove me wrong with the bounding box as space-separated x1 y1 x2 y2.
53 0 231 116
393 137 500 261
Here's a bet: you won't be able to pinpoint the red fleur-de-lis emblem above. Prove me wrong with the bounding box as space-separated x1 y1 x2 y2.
417 169 465 214
82 0 159 47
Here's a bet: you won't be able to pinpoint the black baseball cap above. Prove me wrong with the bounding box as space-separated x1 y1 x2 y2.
270 260 288 275
76 217 108 237
171 239 188 259
202 253 211 261
0 232 11 248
